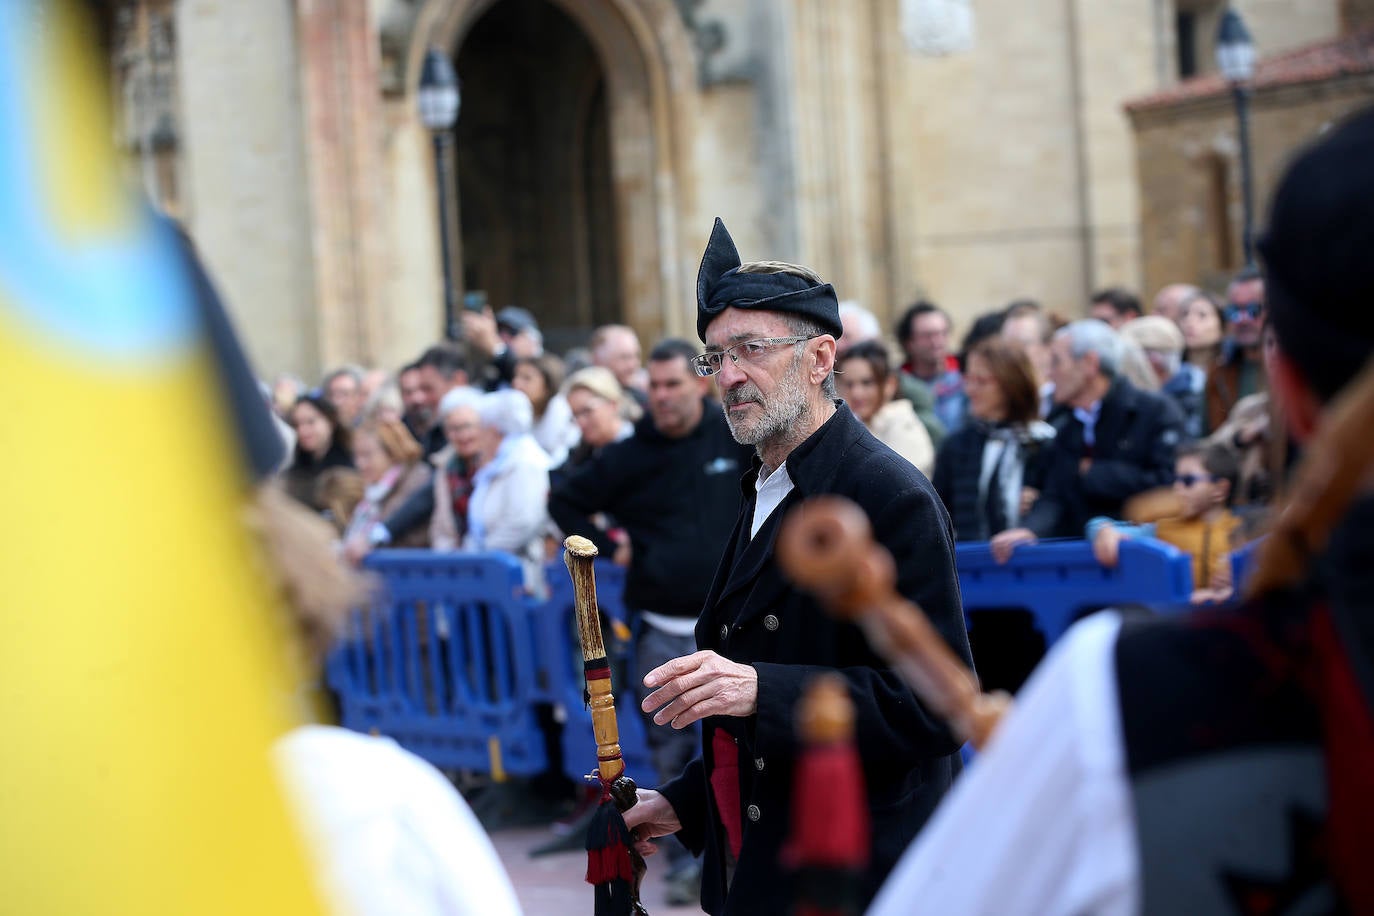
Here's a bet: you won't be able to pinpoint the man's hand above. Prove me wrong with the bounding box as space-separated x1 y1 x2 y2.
1078 457 1094 475
621 788 681 858
642 650 758 728
461 308 500 357
990 527 1037 564
1019 486 1039 517
1092 526 1122 568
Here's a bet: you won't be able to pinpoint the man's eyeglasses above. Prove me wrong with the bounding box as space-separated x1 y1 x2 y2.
1224 301 1264 322
690 336 817 378
1175 473 1216 487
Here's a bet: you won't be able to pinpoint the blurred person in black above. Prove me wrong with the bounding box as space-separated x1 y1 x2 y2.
284 394 354 511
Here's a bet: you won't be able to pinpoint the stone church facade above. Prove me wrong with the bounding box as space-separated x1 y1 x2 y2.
95 0 1349 379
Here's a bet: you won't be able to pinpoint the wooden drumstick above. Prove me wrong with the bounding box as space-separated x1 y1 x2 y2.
776 497 1011 750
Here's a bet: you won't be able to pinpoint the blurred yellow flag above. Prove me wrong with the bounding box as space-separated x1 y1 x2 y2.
0 4 322 913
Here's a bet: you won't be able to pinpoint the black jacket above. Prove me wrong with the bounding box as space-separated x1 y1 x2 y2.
1023 379 1184 538
932 421 1054 542
657 403 971 916
548 402 753 617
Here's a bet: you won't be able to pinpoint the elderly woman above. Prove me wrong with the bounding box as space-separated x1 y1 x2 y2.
932 338 1055 542
342 418 432 555
429 387 485 550
836 340 935 476
512 354 580 465
284 394 354 510
465 389 552 591
1122 315 1206 439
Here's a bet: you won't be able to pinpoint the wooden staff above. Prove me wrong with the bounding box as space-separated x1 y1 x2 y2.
564 536 649 916
775 498 1011 750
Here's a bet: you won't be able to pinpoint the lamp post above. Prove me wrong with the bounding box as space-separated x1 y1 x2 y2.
418 48 461 341
1216 6 1257 266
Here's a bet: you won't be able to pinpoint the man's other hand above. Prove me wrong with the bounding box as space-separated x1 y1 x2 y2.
621 788 682 858
990 527 1037 564
642 650 758 728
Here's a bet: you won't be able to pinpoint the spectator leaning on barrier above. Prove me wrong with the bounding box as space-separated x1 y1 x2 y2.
933 337 1055 542
1087 441 1244 604
342 418 433 557
465 389 551 593
838 300 946 446
836 340 935 476
285 394 354 511
428 387 485 551
1121 315 1206 440
991 319 1183 556
548 337 754 904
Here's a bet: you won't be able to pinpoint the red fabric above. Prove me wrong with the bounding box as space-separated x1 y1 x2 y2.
1312 609 1374 911
709 728 744 858
783 744 870 869
584 803 633 885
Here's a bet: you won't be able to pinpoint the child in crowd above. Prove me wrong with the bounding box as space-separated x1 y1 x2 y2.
1088 442 1244 604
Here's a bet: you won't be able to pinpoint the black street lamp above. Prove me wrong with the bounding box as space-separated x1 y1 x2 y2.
418 48 461 341
1216 6 1257 266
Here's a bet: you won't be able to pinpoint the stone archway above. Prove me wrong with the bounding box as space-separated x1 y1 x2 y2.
401 0 701 346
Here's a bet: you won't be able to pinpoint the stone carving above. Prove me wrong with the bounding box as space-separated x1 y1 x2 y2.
901 0 975 56
673 0 733 86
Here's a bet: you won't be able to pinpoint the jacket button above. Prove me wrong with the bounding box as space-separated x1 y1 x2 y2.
754 757 765 771
719 624 729 640
763 614 779 632
746 804 761 822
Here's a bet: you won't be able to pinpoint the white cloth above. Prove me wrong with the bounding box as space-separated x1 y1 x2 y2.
751 461 795 539
275 725 523 916
868 613 1138 916
640 610 699 636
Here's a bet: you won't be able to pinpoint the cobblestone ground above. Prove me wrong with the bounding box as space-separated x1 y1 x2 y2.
491 827 706 915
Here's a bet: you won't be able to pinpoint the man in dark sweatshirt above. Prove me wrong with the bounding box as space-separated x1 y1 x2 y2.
549 336 753 900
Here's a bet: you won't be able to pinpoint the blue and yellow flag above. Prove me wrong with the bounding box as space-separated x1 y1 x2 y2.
0 4 321 912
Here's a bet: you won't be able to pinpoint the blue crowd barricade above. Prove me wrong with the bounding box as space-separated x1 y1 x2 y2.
540 558 652 784
325 550 550 777
956 538 1195 643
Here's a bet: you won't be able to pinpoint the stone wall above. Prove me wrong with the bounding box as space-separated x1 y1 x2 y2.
176 0 319 378
1132 74 1374 296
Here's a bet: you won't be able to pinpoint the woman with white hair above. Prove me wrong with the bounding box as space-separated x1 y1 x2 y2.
465 389 552 591
428 386 485 550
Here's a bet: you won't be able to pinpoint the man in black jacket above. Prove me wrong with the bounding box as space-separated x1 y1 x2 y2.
622 220 971 915
548 338 752 898
991 319 1184 558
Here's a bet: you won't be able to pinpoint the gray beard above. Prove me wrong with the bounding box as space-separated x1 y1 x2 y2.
722 357 810 447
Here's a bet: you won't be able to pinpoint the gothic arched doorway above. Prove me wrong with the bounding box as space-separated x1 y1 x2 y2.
454 0 620 351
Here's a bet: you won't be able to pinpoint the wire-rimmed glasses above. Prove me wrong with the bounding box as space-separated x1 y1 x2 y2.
690 336 817 378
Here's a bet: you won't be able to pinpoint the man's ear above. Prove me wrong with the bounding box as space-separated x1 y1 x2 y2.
812 336 838 382
1269 346 1321 442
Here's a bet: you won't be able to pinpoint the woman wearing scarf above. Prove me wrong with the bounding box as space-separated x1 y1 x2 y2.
341 418 432 555
932 338 1055 542
465 389 552 593
836 340 935 476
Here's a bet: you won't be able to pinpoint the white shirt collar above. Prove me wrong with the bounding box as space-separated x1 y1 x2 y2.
751 461 795 540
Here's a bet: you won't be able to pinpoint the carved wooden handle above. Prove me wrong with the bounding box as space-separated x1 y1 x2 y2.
564 535 624 783
776 497 1010 750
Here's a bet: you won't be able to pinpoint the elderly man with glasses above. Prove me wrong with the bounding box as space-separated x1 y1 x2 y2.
1205 265 1268 431
621 219 972 916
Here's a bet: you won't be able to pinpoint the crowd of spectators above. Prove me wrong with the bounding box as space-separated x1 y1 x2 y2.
270 259 1277 615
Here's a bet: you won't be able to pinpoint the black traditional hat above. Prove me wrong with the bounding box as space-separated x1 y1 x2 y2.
694 218 842 343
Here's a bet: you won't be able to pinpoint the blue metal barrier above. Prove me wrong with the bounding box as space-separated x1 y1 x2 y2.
325 550 550 776
956 538 1195 642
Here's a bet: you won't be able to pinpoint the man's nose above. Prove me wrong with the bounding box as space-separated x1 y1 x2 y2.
716 357 747 388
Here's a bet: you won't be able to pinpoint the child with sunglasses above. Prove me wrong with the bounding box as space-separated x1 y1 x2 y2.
1087 442 1245 603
